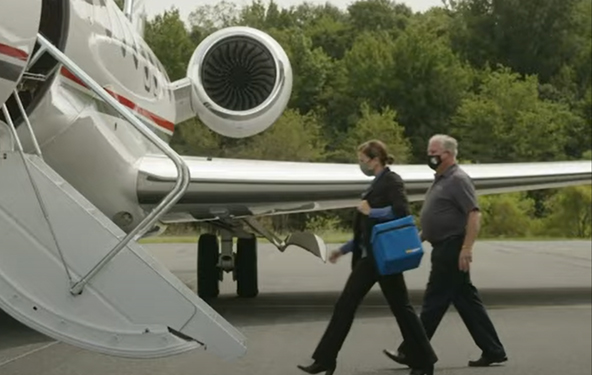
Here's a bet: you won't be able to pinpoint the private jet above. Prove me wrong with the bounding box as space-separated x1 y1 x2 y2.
1 0 590 363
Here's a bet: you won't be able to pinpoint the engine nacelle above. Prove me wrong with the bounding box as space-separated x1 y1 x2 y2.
186 26 292 138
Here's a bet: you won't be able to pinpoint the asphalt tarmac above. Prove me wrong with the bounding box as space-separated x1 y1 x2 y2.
1 240 590 375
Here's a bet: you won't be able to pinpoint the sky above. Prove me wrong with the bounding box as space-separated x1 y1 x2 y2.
140 0 445 23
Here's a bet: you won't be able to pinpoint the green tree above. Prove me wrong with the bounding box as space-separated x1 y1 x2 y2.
451 67 580 162
188 0 240 35
169 119 222 157
239 0 297 30
385 25 472 159
408 6 454 42
267 28 334 115
341 31 396 109
144 8 195 81
231 109 327 161
328 102 411 163
449 0 584 84
478 192 536 238
346 0 412 36
540 186 592 238
566 86 592 158
303 10 353 60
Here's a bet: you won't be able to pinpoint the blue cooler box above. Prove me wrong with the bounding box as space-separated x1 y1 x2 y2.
370 215 424 276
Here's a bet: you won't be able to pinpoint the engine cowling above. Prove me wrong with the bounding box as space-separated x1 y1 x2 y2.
186 26 292 138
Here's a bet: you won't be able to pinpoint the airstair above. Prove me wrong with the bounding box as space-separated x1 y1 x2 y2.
0 34 246 360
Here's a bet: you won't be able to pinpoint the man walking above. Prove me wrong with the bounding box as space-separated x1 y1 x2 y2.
384 134 508 368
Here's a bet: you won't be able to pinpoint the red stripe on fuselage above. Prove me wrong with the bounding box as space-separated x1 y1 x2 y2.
0 43 29 61
60 67 175 133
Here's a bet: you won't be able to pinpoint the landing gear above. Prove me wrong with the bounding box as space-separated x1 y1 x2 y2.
194 218 327 301
196 230 259 300
197 233 220 299
235 235 258 298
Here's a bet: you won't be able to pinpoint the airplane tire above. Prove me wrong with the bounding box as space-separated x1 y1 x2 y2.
236 236 258 298
197 233 220 300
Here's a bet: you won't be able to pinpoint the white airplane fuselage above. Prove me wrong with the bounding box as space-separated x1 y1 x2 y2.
5 0 175 232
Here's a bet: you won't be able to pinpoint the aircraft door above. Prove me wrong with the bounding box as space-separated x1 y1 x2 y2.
0 0 43 106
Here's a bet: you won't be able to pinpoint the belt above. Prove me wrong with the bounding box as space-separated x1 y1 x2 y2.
430 234 465 247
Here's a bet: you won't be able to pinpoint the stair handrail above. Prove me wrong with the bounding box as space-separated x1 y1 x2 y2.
35 34 191 295
3 103 75 283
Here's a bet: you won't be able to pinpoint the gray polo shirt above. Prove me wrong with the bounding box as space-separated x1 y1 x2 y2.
419 164 480 244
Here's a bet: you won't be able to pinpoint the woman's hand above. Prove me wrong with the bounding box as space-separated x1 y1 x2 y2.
357 200 371 215
329 249 343 264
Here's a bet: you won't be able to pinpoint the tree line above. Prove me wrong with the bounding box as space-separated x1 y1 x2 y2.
118 0 592 239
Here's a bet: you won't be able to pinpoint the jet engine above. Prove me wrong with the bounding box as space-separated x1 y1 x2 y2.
185 26 292 138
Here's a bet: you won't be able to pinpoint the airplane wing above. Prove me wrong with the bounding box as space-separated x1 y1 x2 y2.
136 154 592 223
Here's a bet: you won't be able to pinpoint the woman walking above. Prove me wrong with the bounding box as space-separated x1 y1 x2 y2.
297 140 438 375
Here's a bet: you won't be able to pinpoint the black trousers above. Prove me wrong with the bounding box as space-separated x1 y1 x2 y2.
398 236 506 358
312 256 438 368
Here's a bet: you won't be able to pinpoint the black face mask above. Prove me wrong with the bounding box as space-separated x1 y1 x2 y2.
427 154 442 170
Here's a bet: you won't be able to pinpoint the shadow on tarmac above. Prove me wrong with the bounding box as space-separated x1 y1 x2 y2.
207 287 591 327
0 311 52 351
1 286 590 346
355 366 473 375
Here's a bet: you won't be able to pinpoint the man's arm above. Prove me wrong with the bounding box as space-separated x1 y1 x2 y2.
462 210 481 250
451 175 481 250
451 175 481 271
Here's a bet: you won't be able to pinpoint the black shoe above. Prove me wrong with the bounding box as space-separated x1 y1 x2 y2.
297 362 336 375
468 354 508 367
383 349 410 367
409 364 434 375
